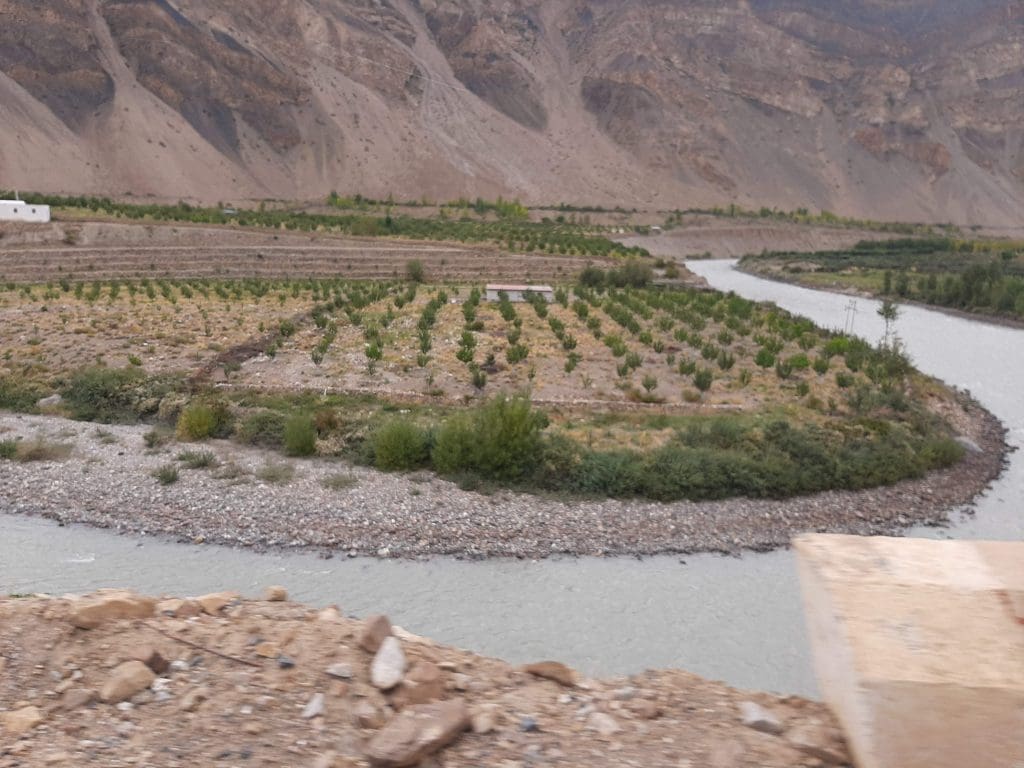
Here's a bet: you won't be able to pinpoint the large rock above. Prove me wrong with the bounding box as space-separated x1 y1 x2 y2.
195 591 240 615
69 590 156 629
523 661 576 687
796 535 1024 768
393 662 444 708
360 615 393 653
1 706 43 736
364 699 470 767
739 701 784 735
100 661 156 703
371 637 407 691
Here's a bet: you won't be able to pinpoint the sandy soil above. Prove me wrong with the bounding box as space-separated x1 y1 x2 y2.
0 591 850 767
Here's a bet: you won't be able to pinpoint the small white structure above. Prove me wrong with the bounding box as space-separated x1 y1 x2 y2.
485 283 555 303
0 199 50 223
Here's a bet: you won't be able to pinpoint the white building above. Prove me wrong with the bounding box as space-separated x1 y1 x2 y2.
484 283 555 303
0 200 50 223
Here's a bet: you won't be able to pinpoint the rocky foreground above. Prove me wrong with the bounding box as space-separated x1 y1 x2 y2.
0 590 850 767
0 405 1008 560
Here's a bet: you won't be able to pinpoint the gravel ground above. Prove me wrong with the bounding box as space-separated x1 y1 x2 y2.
0 404 1008 560
0 593 847 767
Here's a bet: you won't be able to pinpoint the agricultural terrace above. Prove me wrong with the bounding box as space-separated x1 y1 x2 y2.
0 266 970 503
742 237 1024 323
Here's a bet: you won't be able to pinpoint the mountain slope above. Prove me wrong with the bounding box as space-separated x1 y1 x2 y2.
0 0 1021 225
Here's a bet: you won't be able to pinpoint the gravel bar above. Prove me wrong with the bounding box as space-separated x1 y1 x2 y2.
0 404 1009 560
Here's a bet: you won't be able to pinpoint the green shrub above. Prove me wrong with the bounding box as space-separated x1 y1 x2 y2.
283 413 317 457
257 461 295 484
177 449 218 469
693 368 714 392
372 419 431 471
61 366 145 423
176 400 233 441
235 410 288 447
433 395 547 481
0 377 46 413
406 259 425 283
152 464 179 485
754 349 776 368
0 439 18 460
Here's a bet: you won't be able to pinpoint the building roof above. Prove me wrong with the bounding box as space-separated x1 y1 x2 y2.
485 284 554 292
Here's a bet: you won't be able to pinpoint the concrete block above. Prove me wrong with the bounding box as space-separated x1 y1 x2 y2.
795 535 1024 768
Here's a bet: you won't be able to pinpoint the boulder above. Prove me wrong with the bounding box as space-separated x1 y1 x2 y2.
371 637 407 691
101 661 156 704
739 701 784 735
360 615 393 653
37 394 63 409
302 693 326 719
392 662 444 708
264 586 288 602
157 598 201 618
59 688 98 711
69 590 156 629
326 663 354 680
195 592 240 615
787 721 849 765
364 699 470 767
587 712 621 737
523 661 577 688
353 700 386 730
1 706 43 736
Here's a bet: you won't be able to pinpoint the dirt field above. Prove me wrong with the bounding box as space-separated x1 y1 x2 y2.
0 221 596 283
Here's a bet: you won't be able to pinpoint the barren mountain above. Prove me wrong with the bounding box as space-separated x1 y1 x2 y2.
0 0 1021 224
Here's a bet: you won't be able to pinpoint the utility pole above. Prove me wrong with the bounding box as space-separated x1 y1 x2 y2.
844 299 858 335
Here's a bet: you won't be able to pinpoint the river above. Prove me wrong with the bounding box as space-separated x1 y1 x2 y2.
1 260 1020 697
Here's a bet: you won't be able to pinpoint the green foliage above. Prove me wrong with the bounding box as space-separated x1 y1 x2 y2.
372 419 431 471
177 450 218 469
405 259 425 283
0 377 46 413
61 366 146 423
283 413 317 457
152 464 179 486
235 410 287 448
693 368 714 392
754 349 776 368
0 439 17 460
433 395 548 481
176 400 233 441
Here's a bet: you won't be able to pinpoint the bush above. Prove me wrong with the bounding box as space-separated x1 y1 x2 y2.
176 400 233 441
433 394 547 481
406 259 425 283
0 377 46 413
257 461 295 485
372 419 431 471
177 450 218 469
61 366 145 423
283 413 317 457
235 410 288 447
322 472 358 491
152 464 179 485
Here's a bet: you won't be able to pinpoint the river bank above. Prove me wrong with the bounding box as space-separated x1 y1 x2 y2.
0 591 849 767
0 397 1008 560
736 261 1024 332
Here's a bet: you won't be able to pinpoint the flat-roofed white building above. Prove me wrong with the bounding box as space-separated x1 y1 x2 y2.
484 283 555 303
0 200 50 223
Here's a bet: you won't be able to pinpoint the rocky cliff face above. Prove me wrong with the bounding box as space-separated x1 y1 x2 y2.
0 0 1020 224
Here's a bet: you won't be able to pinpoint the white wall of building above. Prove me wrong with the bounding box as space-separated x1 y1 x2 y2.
0 201 51 223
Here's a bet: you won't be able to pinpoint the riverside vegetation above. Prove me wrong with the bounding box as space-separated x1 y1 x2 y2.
741 237 1024 323
0 259 968 504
